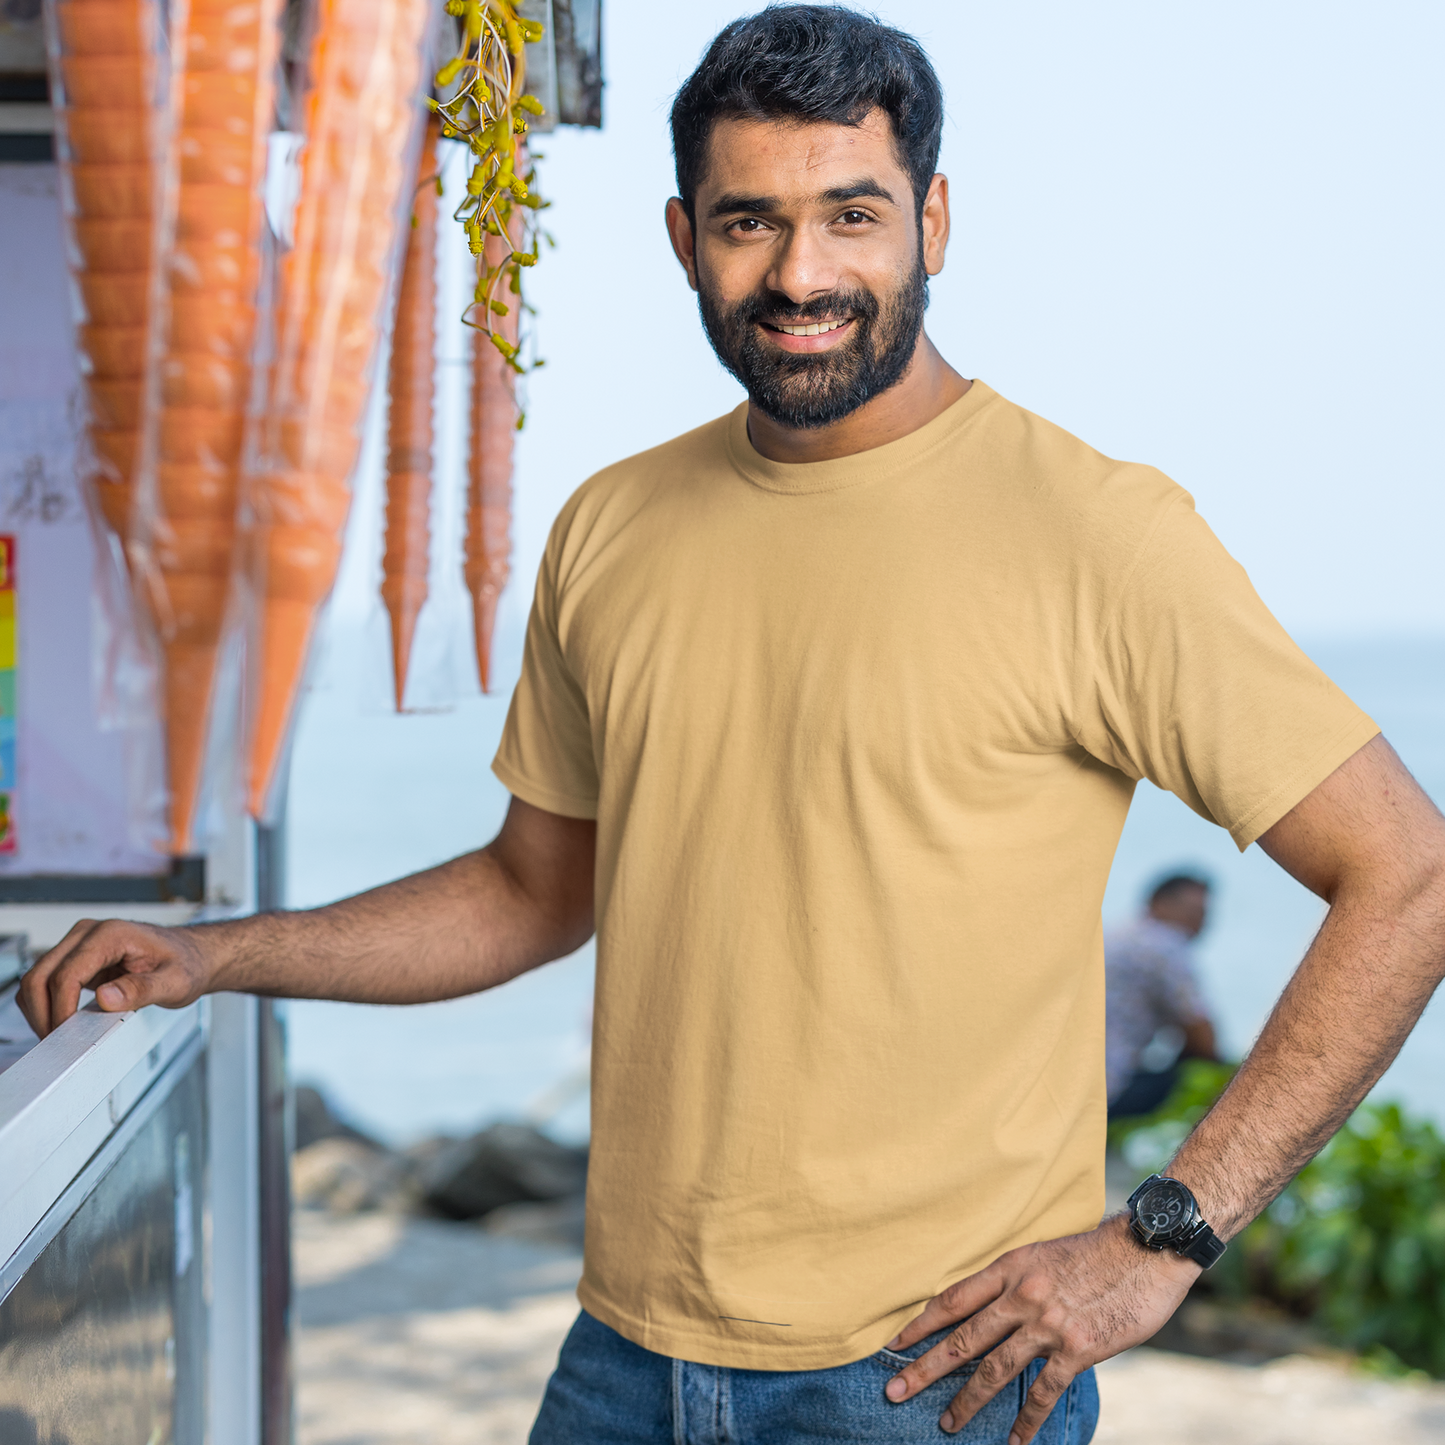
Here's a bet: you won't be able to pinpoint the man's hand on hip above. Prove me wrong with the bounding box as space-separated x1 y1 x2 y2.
883 1216 1197 1443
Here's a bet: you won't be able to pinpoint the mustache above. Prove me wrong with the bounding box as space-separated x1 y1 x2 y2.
694 257 927 430
735 286 881 330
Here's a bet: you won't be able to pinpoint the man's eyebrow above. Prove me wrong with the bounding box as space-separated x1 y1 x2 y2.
818 180 896 206
708 192 777 219
707 180 898 220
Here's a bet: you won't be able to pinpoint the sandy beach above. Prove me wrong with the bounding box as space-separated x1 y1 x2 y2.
294 1210 1445 1445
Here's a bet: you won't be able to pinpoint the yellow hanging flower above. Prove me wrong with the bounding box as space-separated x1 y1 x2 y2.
429 0 552 388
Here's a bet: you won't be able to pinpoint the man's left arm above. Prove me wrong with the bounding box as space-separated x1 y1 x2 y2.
884 736 1445 1442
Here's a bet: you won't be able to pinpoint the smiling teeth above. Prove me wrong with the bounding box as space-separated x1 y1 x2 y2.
775 319 847 336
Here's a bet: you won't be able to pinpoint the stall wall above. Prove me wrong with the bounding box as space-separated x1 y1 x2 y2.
0 163 167 875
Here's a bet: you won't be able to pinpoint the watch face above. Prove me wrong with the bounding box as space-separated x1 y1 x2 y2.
1133 1179 1195 1242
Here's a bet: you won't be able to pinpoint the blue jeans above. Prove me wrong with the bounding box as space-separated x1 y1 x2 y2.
530 1310 1099 1444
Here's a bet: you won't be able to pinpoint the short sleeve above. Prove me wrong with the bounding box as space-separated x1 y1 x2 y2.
1075 495 1379 849
491 528 600 820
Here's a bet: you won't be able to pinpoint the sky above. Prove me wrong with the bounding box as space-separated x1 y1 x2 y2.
328 0 1445 654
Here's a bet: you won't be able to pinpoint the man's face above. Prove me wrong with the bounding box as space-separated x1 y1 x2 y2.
667 111 940 430
1151 886 1210 939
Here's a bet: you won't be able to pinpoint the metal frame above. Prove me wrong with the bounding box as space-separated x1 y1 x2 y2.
0 997 204 1269
0 856 207 904
1 993 265 1445
0 1027 204 1305
255 820 293 1445
208 993 263 1445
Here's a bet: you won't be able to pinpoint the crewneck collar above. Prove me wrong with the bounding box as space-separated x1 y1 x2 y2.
725 381 997 496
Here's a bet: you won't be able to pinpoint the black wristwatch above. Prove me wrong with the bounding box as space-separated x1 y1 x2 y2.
1126 1174 1227 1269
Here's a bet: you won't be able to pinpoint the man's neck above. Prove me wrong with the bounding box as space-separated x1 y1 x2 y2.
1145 914 1195 942
745 333 972 465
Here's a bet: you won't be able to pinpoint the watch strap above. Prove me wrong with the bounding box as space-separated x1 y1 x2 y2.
1177 1221 1227 1269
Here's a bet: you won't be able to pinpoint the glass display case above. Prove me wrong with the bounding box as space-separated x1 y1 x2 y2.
0 986 272 1445
0 1045 206 1444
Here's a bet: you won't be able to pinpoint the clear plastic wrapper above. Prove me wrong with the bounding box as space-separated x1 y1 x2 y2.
464 211 523 695
43 0 173 849
130 0 285 853
381 116 439 711
44 0 169 551
430 9 542 699
355 134 482 718
242 0 431 819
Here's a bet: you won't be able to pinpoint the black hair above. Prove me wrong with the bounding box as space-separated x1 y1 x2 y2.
1148 873 1212 907
670 5 945 224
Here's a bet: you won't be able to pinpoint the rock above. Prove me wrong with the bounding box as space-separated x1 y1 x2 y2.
293 1138 410 1214
481 1196 586 1250
401 1134 456 1176
295 1084 385 1153
418 1124 587 1221
1146 1297 1332 1366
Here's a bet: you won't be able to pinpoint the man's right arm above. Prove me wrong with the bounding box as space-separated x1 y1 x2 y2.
18 796 596 1039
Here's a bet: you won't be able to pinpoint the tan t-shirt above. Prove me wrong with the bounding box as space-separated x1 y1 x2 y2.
492 381 1377 1371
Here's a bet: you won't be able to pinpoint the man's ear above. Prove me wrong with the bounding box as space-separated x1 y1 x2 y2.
665 197 700 292
921 173 950 278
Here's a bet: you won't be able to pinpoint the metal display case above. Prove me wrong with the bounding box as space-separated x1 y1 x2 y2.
0 989 273 1445
0 1042 207 1444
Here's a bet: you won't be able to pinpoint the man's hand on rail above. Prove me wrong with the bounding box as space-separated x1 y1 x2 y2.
17 917 217 1038
17 796 596 1038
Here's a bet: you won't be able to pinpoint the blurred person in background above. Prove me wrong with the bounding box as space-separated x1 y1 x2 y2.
1106 873 1220 1121
18 7 1445 1445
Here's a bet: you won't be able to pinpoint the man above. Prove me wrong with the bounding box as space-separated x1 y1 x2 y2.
20 8 1445 1444
1105 874 1220 1120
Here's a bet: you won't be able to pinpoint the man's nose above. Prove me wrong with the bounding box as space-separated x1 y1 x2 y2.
764 226 843 306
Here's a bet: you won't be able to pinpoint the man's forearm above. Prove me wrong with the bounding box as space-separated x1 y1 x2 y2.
1169 859 1445 1238
18 797 597 1037
197 846 581 1005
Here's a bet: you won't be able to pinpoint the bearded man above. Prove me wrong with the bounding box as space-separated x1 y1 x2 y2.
21 8 1445 1444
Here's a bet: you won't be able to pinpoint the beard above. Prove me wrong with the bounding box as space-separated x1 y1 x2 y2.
695 254 928 431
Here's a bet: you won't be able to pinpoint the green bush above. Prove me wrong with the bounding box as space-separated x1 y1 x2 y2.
1111 1061 1445 1376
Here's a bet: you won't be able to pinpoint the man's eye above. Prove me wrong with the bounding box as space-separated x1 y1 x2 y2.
731 217 764 233
838 209 871 225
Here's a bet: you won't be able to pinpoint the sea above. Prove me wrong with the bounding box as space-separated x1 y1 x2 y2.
285 626 1445 1149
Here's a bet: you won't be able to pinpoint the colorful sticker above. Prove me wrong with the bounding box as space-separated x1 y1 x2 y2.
0 535 14 853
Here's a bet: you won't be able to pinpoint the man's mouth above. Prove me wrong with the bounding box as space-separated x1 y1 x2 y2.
763 318 851 337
